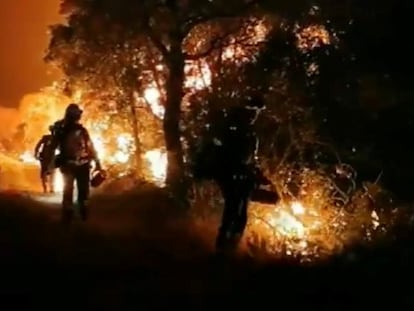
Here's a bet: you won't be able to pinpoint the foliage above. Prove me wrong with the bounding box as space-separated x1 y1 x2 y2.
47 1 349 185
45 0 413 200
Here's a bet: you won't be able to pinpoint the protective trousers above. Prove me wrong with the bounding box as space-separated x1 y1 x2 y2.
216 168 255 253
60 163 90 223
40 159 55 193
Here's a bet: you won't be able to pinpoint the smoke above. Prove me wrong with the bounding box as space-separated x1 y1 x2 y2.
0 0 62 108
0 106 19 138
0 89 68 147
20 90 69 146
0 153 38 191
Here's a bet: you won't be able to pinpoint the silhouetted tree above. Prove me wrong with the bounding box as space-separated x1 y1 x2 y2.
46 0 279 204
47 0 404 204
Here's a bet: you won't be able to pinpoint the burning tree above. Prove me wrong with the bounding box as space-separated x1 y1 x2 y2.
46 0 265 197
46 0 329 200
44 7 153 175
178 5 398 259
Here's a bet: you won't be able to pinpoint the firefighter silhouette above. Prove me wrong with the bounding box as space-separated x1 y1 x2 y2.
193 95 276 253
47 103 102 223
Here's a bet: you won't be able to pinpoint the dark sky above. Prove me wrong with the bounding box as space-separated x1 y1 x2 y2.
0 0 62 108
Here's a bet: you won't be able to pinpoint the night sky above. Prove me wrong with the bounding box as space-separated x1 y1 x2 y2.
0 0 61 108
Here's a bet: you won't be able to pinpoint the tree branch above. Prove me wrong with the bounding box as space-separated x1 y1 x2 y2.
182 0 259 35
141 9 170 59
183 28 262 60
147 28 170 58
183 33 231 60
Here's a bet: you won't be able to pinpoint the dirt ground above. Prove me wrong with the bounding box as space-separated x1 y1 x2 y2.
0 157 413 309
1 183 414 310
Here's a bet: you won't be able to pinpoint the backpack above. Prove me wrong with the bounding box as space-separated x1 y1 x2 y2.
192 138 223 180
63 128 90 159
53 121 92 164
192 113 257 180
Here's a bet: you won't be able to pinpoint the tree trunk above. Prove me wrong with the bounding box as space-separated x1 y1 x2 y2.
163 45 188 205
129 94 142 176
121 69 142 177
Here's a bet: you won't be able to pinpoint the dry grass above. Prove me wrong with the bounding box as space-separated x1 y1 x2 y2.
1 187 414 309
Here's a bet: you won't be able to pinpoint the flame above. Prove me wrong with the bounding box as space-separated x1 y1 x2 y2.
143 148 167 186
90 135 106 160
248 194 384 259
19 151 37 164
111 134 133 164
53 171 64 193
143 87 165 118
270 207 305 239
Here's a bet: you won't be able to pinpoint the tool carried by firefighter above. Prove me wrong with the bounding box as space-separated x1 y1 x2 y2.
90 169 107 188
251 182 280 204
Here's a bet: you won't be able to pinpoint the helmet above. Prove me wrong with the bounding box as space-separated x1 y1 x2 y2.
65 103 83 119
90 169 107 188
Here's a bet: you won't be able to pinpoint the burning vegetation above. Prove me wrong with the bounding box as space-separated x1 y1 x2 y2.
0 1 405 261
245 171 389 261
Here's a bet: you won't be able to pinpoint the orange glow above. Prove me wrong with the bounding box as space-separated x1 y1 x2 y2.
246 176 385 259
0 0 62 108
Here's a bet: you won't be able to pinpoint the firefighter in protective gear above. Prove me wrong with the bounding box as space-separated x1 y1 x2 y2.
194 95 272 254
34 126 55 193
47 103 102 223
